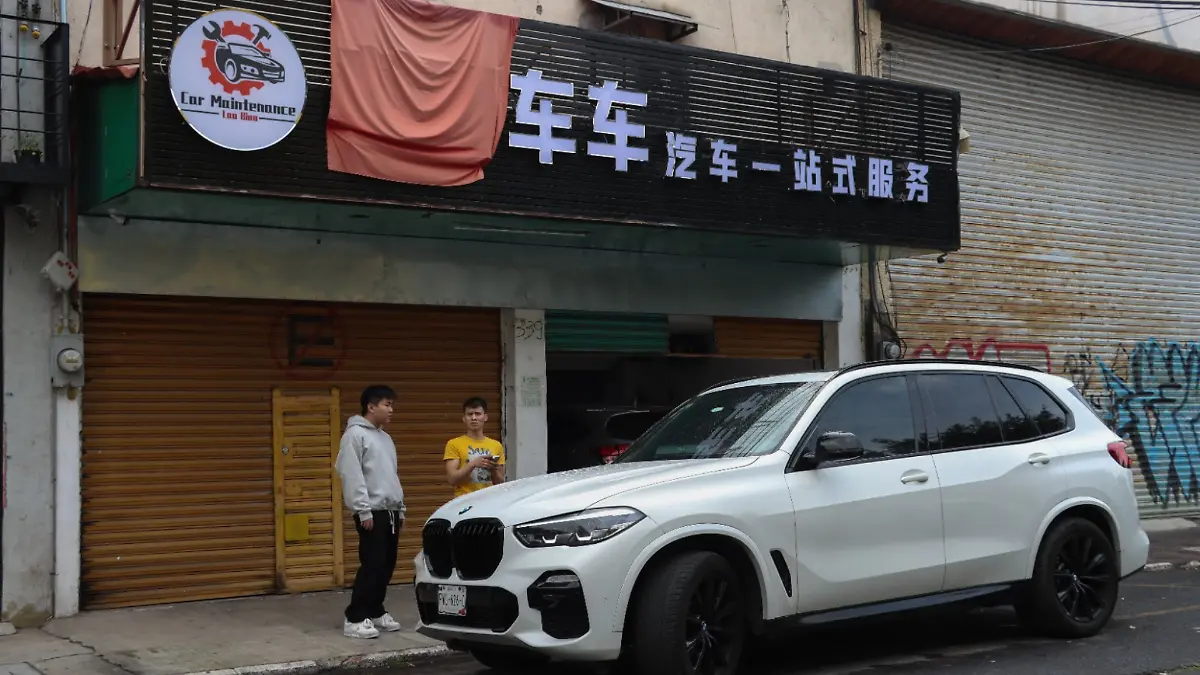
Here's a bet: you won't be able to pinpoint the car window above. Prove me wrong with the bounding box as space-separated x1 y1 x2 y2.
919 373 1004 451
1001 377 1070 436
229 43 262 56
616 382 823 462
605 411 666 441
807 376 917 459
985 376 1041 443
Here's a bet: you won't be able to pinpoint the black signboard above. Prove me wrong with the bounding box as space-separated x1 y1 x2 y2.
142 0 961 250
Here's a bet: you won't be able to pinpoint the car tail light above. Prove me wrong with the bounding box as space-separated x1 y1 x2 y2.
599 444 630 464
1107 441 1132 469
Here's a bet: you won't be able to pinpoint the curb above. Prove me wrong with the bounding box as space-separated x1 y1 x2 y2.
1145 560 1200 572
184 645 453 675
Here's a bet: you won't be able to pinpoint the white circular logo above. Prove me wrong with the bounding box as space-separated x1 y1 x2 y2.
168 8 307 151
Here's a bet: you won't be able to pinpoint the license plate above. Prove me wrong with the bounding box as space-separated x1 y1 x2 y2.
437 584 467 617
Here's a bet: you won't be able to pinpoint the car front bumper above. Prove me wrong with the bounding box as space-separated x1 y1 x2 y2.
413 519 659 661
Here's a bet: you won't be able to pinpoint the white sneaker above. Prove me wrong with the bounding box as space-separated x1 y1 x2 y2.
372 612 402 632
343 618 379 639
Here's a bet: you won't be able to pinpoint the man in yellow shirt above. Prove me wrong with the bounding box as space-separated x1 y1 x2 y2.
444 397 506 498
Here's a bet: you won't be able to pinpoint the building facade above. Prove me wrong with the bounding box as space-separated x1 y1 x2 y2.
873 1 1200 520
0 0 962 617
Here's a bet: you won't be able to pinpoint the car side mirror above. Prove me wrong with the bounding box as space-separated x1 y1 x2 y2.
814 431 864 465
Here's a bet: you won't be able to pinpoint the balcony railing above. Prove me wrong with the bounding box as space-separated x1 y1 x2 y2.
0 12 69 186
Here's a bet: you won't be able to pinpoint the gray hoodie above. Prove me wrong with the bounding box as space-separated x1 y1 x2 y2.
335 415 406 522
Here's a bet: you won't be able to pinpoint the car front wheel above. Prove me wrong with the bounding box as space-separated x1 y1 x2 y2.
1016 516 1120 639
630 550 747 675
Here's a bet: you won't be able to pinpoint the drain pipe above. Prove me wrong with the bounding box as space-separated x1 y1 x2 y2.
53 0 83 620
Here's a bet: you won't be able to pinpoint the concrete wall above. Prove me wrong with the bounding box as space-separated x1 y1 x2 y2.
69 0 140 70
77 217 845 321
71 0 857 72
2 197 59 627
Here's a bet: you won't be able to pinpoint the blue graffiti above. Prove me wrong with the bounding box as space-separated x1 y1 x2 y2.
1099 340 1200 508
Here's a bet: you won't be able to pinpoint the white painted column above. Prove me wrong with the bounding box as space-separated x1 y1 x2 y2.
500 308 548 480
2 203 58 626
53 386 81 618
836 264 866 367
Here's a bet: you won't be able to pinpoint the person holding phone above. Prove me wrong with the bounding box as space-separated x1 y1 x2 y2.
444 396 506 498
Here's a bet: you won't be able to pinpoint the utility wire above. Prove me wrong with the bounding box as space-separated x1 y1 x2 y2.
905 9 1200 53
1035 1 1200 7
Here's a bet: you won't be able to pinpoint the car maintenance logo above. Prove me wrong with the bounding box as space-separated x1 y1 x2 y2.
168 8 306 151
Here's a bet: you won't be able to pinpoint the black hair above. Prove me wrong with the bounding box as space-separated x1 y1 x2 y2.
462 396 488 413
361 385 396 415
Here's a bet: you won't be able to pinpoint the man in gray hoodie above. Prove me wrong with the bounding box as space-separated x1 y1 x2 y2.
336 384 406 640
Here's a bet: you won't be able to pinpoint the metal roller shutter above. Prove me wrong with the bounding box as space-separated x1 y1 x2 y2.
881 24 1200 519
713 317 823 362
333 303 502 587
81 294 501 609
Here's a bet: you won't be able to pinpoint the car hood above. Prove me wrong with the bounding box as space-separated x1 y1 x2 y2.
429 457 759 527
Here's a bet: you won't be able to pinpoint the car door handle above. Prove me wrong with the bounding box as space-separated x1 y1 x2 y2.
1028 453 1051 466
900 470 929 485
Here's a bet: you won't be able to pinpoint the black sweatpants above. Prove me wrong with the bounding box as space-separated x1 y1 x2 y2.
345 510 402 623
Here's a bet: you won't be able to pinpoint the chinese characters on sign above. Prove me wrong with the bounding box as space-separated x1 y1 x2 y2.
506 69 932 203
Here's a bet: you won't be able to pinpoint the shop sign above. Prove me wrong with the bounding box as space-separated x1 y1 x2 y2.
168 8 307 151
509 70 932 203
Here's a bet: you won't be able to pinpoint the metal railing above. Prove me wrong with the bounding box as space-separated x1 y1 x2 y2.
0 11 69 185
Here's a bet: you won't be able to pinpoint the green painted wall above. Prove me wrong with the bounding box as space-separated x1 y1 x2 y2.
545 311 670 353
77 78 139 210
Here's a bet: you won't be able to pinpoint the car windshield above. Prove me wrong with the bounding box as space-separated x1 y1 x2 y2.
229 43 263 56
615 381 824 462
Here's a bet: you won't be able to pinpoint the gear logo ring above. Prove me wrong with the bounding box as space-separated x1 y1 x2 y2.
200 21 267 97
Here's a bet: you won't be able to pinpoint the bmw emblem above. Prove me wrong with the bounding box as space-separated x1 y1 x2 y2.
459 505 473 515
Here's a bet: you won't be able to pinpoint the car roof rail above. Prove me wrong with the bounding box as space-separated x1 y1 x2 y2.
836 358 1047 376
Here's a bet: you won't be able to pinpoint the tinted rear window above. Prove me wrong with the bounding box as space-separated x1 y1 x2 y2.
1001 377 1070 436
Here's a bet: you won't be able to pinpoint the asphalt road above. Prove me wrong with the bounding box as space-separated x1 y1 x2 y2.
367 568 1200 675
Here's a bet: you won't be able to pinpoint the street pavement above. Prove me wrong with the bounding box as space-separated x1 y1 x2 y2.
358 568 1200 675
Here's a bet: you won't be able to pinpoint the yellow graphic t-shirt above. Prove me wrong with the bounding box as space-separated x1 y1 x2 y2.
444 436 505 498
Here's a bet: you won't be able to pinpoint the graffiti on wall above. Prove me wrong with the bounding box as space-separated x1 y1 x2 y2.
909 338 1053 373
1098 341 1200 508
910 337 1200 509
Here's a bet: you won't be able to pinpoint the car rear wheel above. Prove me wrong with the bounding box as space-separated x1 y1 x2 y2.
468 645 549 673
1016 516 1120 639
630 550 747 675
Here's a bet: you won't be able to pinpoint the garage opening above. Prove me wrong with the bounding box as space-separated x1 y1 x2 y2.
545 311 823 472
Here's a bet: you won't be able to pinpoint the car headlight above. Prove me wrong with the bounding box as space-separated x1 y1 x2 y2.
513 507 645 548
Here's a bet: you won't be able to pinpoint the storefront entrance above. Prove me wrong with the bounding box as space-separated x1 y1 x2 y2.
79 294 502 609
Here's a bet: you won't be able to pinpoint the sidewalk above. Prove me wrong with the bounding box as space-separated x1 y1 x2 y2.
1143 516 1200 571
1 519 1197 675
0 586 445 675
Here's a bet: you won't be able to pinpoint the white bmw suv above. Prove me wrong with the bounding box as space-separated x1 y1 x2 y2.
414 359 1149 675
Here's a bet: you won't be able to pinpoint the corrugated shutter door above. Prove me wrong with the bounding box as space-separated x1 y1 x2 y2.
713 317 823 361
882 25 1200 519
545 311 669 353
82 294 501 609
82 295 280 609
335 304 502 586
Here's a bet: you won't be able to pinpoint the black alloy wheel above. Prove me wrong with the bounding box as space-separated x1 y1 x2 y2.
630 550 747 675
1016 516 1120 639
686 573 741 673
1052 529 1116 623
